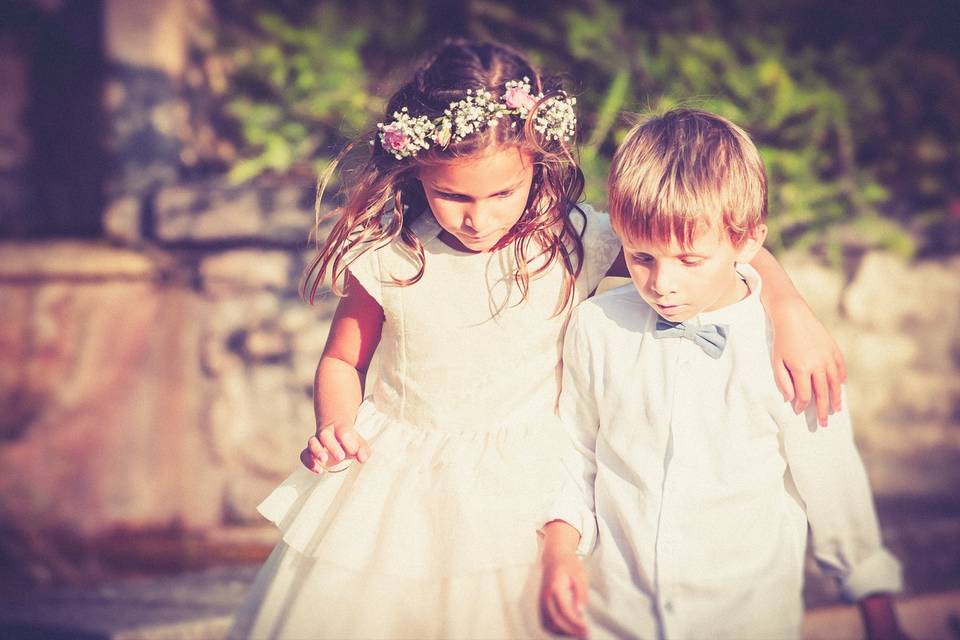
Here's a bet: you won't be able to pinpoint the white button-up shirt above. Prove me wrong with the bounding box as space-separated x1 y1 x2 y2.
551 265 901 640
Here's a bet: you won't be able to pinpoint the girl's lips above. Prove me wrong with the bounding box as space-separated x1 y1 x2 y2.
461 230 501 244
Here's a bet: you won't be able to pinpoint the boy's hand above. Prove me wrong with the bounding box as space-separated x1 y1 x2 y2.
770 299 846 427
540 551 589 638
300 424 370 474
859 594 909 640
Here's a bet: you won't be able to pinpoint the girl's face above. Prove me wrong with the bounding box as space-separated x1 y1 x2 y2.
418 145 535 253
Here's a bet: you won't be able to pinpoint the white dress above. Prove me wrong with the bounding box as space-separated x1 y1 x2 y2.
229 205 621 640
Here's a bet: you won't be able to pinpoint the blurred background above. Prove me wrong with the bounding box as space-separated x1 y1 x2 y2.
0 0 958 637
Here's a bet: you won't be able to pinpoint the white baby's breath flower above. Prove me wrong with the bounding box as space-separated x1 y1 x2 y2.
374 80 577 158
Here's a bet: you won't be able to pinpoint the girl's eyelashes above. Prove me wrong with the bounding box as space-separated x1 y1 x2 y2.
680 257 705 266
435 191 469 201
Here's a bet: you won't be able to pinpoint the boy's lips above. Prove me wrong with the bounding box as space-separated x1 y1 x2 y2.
655 302 687 315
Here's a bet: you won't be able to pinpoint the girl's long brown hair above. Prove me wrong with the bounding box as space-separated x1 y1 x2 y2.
302 39 587 314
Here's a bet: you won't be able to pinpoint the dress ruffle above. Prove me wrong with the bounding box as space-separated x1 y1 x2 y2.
257 400 568 579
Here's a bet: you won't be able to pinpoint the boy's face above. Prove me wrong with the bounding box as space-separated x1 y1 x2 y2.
621 223 767 323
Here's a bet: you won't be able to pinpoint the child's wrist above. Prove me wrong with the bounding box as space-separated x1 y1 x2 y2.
541 520 580 562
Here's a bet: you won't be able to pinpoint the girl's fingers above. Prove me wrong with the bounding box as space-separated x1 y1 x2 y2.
338 430 372 463
835 347 848 384
812 370 830 427
299 447 322 474
827 359 843 413
338 429 361 456
307 436 329 466
318 427 345 463
356 439 372 464
772 358 795 403
791 368 813 414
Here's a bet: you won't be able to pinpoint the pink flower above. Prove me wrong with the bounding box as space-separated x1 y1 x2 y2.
503 86 537 111
382 125 407 151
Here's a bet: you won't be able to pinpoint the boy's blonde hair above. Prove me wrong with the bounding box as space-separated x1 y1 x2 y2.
608 108 767 248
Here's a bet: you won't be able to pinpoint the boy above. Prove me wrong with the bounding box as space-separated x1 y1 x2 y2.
540 109 904 640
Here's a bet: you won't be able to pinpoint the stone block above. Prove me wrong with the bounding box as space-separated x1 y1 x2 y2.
0 278 222 535
779 252 845 325
843 251 960 332
103 196 143 244
153 180 316 243
199 250 292 293
0 241 159 280
155 186 263 241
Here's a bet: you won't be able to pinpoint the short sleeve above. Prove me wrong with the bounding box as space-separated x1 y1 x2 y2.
345 244 383 307
574 204 622 294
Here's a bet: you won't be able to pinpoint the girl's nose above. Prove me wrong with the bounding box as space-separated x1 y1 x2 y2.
462 202 485 232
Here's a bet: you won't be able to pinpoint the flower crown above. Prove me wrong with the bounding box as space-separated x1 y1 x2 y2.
376 78 577 160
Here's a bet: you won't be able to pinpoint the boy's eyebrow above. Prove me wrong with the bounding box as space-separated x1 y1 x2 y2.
430 180 524 198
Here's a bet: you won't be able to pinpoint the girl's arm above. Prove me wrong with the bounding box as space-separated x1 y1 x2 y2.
751 247 846 426
605 247 846 426
301 273 384 472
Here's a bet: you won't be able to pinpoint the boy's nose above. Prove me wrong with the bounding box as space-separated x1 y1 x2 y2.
651 265 679 295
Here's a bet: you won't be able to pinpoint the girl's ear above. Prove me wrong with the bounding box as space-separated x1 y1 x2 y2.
735 224 768 263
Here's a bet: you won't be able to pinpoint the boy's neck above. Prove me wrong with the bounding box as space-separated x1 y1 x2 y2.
699 269 752 316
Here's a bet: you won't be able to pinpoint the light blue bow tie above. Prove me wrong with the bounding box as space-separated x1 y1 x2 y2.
653 318 729 359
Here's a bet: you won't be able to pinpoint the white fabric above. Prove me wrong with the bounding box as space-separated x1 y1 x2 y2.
229 204 621 639
552 264 902 640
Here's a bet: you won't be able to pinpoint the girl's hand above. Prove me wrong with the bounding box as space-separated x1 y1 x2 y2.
770 298 846 427
540 552 589 638
300 425 371 474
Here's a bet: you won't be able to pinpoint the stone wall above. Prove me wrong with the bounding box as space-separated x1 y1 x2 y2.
1 0 957 589
1 236 958 543
782 251 960 498
0 236 336 539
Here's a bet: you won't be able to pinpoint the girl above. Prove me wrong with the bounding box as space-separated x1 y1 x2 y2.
229 40 844 639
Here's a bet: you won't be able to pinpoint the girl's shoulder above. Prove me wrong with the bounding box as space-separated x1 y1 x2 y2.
570 203 621 292
344 215 432 306
570 203 620 252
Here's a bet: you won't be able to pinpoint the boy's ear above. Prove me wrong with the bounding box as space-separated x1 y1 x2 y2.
735 224 768 263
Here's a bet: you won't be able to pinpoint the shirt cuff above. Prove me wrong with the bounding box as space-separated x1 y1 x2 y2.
545 498 598 557
839 549 903 601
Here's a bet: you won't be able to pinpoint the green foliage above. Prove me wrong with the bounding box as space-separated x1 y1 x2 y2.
217 0 959 257
223 5 383 183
